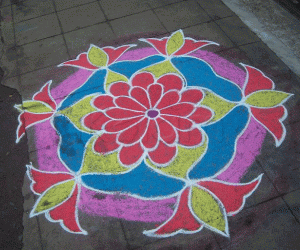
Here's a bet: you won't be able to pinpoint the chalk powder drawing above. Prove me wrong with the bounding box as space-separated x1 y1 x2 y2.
15 30 292 237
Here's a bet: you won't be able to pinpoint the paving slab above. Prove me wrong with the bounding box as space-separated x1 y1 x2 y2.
54 0 96 11
197 0 235 20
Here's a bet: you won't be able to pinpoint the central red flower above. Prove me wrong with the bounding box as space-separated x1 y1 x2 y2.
84 72 212 166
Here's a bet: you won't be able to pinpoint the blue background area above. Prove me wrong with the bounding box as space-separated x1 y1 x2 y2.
172 56 243 102
54 115 92 173
188 106 249 179
81 161 185 198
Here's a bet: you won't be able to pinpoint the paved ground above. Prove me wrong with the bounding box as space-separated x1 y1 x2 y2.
1 0 300 249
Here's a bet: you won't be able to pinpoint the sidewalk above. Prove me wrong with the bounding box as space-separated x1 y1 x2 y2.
1 0 300 249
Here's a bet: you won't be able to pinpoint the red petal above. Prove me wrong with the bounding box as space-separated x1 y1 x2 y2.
115 96 146 111
156 118 177 145
118 118 148 145
142 120 158 149
148 141 176 165
157 74 183 92
198 177 261 215
144 38 168 55
106 108 144 119
93 95 114 110
162 115 193 130
148 84 163 108
103 45 132 65
104 117 143 132
178 128 203 147
48 185 85 234
94 133 120 154
130 87 150 109
28 167 73 194
119 143 144 165
174 39 214 56
33 82 56 110
17 112 53 142
131 72 154 90
147 188 202 236
156 91 180 109
251 106 286 146
62 53 98 70
84 112 110 130
180 89 203 104
160 103 194 116
243 65 273 96
188 107 212 124
109 82 130 97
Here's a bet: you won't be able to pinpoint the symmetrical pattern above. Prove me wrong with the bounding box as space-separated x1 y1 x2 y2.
16 30 292 237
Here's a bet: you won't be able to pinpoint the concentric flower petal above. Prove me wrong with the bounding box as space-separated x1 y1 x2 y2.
180 89 203 104
148 141 177 165
93 95 114 110
118 118 148 144
188 107 212 124
148 84 163 108
115 96 146 111
130 87 150 109
161 115 193 130
156 91 180 109
119 143 144 165
104 117 143 132
160 103 194 117
106 108 144 119
142 120 158 149
132 72 154 90
84 112 110 130
94 133 119 154
109 82 130 96
157 74 183 92
178 128 203 147
156 118 177 145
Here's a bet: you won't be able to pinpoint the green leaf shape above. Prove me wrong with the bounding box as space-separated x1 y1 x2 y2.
59 95 97 133
88 45 108 67
245 90 291 108
33 180 75 215
80 136 129 174
105 69 128 91
142 60 180 78
191 186 227 234
166 30 184 56
201 90 236 123
17 101 53 113
146 136 207 179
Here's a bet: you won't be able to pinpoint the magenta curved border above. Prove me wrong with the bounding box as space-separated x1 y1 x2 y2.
35 48 266 222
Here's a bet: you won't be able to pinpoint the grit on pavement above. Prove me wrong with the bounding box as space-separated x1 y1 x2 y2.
0 0 300 249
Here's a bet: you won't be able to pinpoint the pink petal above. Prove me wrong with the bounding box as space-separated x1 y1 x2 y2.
84 112 110 130
160 103 194 116
174 39 214 55
180 89 203 104
115 96 146 111
33 82 56 110
156 91 180 109
109 82 130 96
144 38 167 55
178 128 203 147
188 107 212 124
61 53 98 70
156 117 177 145
119 143 144 166
103 45 133 65
93 95 114 110
106 108 144 119
130 87 150 109
148 84 163 108
118 118 148 145
161 115 193 130
142 119 158 149
157 74 183 92
148 141 176 165
131 72 154 90
104 116 143 132
94 133 120 154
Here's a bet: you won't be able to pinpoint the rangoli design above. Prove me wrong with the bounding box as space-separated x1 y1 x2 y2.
16 30 292 237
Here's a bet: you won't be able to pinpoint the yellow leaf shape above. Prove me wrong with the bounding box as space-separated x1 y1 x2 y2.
87 45 108 67
33 180 75 215
59 95 97 133
191 186 227 234
146 136 207 179
80 136 129 174
18 101 53 113
105 69 128 90
245 90 292 108
166 30 184 56
142 60 180 78
201 90 236 123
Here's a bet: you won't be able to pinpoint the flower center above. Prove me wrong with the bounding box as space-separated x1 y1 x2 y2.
147 109 159 118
